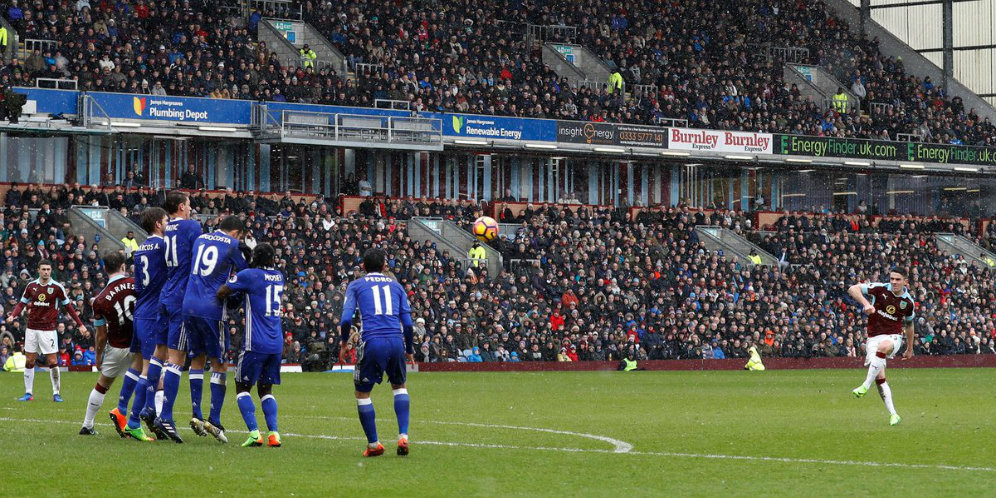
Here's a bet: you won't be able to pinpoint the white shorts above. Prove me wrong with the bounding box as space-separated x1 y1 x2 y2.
100 345 134 378
25 328 58 356
865 334 903 365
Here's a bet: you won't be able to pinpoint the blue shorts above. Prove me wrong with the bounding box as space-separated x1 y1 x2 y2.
184 315 229 361
235 350 281 386
134 316 166 359
165 305 188 352
354 336 407 393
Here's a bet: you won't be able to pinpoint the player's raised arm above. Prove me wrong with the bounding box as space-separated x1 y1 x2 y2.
339 283 358 359
847 283 875 315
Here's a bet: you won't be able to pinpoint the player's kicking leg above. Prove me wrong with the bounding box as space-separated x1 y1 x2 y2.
853 338 901 425
80 373 116 435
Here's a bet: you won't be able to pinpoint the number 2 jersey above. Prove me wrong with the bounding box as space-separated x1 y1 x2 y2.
860 282 916 337
92 274 136 349
226 268 284 354
182 230 248 320
340 272 412 347
133 234 167 321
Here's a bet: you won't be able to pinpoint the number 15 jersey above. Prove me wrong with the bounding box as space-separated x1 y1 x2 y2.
226 268 284 354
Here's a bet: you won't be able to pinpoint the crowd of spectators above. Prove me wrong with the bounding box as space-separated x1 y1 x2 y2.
0 183 993 370
1 0 994 145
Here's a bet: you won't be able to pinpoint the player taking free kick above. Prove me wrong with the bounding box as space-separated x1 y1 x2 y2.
847 268 916 426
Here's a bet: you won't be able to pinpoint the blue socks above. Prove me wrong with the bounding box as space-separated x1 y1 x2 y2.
261 394 278 432
160 363 182 422
144 358 163 415
209 372 226 425
188 369 204 420
357 398 378 444
393 388 410 436
236 392 257 432
127 375 149 429
117 368 140 413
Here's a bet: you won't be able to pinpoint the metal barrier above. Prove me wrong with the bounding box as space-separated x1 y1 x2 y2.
35 78 77 90
631 84 658 98
20 38 59 58
749 44 810 65
869 102 889 115
258 108 443 150
248 0 301 19
897 133 922 142
577 79 608 92
655 117 689 128
375 99 411 111
352 62 383 76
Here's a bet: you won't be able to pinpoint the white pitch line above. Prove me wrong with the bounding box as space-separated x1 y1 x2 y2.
0 416 993 473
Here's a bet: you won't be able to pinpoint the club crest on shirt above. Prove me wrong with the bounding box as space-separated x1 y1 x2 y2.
47 287 54 294
900 301 907 309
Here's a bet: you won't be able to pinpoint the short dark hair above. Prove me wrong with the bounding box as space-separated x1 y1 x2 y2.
218 215 245 233
363 247 386 273
103 251 126 274
251 243 276 269
164 191 189 215
140 207 168 234
891 267 908 278
38 259 53 269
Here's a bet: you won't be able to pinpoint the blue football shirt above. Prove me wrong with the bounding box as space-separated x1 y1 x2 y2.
340 272 412 341
227 268 284 354
133 235 167 320
160 218 203 310
182 230 248 320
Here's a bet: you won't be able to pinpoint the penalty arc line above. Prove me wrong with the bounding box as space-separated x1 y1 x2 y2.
0 416 993 473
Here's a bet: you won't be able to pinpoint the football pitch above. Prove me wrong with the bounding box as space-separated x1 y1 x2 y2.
1 368 994 497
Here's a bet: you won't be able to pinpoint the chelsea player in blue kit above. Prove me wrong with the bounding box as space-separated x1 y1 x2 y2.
181 215 248 443
155 191 205 443
123 207 170 440
339 248 414 457
217 243 284 448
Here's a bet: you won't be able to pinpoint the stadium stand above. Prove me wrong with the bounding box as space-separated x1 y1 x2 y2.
1 183 992 368
2 0 995 144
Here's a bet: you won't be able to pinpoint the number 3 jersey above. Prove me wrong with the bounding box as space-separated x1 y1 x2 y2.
133 234 167 321
92 274 136 349
341 272 412 341
226 268 284 354
182 231 248 320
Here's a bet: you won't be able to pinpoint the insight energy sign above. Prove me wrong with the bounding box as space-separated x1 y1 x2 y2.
556 121 666 148
90 92 253 124
774 135 996 165
440 113 556 142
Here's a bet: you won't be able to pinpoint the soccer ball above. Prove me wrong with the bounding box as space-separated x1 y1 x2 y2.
472 216 499 242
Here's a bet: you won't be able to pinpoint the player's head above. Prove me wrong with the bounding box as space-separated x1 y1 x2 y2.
165 190 191 218
890 267 908 288
140 206 168 235
103 251 127 275
37 259 52 280
251 243 276 269
218 215 245 239
363 247 387 273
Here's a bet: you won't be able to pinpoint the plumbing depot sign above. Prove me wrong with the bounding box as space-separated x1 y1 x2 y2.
669 128 773 154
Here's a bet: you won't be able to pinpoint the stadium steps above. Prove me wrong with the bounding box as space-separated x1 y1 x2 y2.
103 208 148 244
783 64 860 113
299 22 348 75
541 43 615 91
934 233 996 269
258 19 310 71
822 0 996 122
408 217 503 279
68 206 127 254
694 226 778 266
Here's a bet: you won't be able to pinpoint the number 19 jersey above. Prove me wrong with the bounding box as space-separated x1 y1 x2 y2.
182 231 248 321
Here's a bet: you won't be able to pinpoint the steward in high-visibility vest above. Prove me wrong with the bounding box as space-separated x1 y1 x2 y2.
619 353 638 371
832 87 849 113
744 345 765 371
468 241 487 268
299 44 317 68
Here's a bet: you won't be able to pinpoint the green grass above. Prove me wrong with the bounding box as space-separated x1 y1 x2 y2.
1 368 995 497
